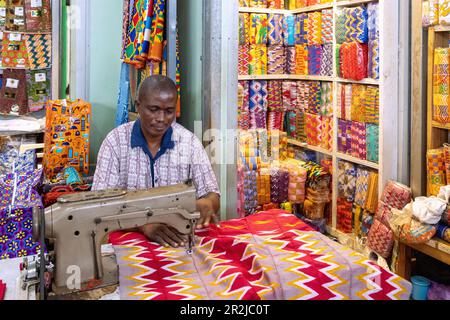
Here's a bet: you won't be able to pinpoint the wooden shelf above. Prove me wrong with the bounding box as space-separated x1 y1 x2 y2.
432 121 450 130
290 3 333 14
238 7 289 14
336 77 380 85
336 0 376 7
287 139 333 156
336 152 379 170
238 74 333 81
434 25 450 32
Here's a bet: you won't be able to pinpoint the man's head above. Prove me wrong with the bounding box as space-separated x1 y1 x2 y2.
136 75 178 139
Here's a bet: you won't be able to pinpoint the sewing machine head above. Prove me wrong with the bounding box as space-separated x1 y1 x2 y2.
30 183 200 297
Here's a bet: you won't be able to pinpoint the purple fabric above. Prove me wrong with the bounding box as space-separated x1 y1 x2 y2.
428 281 450 300
0 169 42 208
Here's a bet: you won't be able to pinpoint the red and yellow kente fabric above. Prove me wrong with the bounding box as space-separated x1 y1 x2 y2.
110 210 412 300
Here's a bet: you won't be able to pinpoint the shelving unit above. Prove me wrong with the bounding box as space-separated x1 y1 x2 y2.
235 0 402 248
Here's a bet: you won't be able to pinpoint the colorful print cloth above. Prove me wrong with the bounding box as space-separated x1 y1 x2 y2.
25 0 52 32
110 210 412 300
0 68 28 116
0 135 36 176
27 69 51 112
0 168 42 208
1 31 29 68
24 33 52 70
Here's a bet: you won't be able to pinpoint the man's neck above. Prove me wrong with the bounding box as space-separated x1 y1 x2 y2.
141 130 163 158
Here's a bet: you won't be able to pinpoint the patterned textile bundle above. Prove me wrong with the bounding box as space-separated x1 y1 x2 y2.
267 0 283 9
437 224 450 242
267 45 286 74
239 131 259 158
351 84 366 123
27 69 51 112
285 111 297 138
320 82 333 116
285 160 307 204
5 0 26 32
381 181 412 211
250 13 268 45
267 111 284 131
352 204 364 238
267 80 283 112
0 168 42 209
367 2 379 41
305 113 322 147
268 14 284 45
439 0 450 25
308 45 322 76
337 197 353 234
0 69 28 116
249 0 267 8
375 201 392 227
343 6 368 43
354 167 371 208
249 80 268 129
320 44 333 77
295 111 306 143
364 86 379 124
366 124 379 163
238 81 250 130
236 167 246 218
1 32 29 69
25 0 52 32
295 44 308 75
336 43 341 77
336 11 347 44
338 161 357 202
340 42 368 81
0 0 6 27
270 167 289 204
283 15 296 46
297 81 309 111
282 81 298 112
148 0 166 62
361 210 374 237
321 9 333 44
24 33 52 70
321 116 333 152
365 171 379 213
243 169 258 214
257 168 271 206
445 144 450 184
351 121 367 160
249 44 267 75
307 81 321 114
336 83 345 120
427 148 447 196
433 48 450 124
239 13 251 45
295 13 308 45
368 38 380 80
307 11 322 46
0 136 36 176
368 219 395 258
285 46 297 74
256 129 270 163
338 119 352 155
295 0 307 8
44 99 91 180
442 206 450 226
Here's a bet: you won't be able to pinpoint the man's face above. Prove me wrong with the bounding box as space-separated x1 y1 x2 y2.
137 90 177 138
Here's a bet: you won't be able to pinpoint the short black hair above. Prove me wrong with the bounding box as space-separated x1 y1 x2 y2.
137 75 177 102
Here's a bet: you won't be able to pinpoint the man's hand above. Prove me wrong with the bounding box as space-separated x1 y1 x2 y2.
139 223 187 248
196 193 220 229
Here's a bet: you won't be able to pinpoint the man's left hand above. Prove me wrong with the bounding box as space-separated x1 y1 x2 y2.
196 195 219 229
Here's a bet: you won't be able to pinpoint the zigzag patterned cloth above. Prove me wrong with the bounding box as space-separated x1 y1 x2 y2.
110 211 412 300
364 86 380 124
270 168 289 204
282 80 298 112
343 6 368 44
249 80 268 129
320 82 333 116
351 85 366 123
285 161 307 204
238 81 250 130
239 13 250 45
149 0 166 62
285 46 296 74
321 9 333 44
433 48 450 124
24 33 52 70
295 44 308 75
267 110 283 131
307 11 322 46
267 80 283 112
306 113 321 147
366 124 379 163
337 197 353 234
368 219 395 259
267 0 282 9
239 45 250 75
307 81 321 114
338 161 357 202
295 111 306 143
283 15 296 46
267 45 286 74
338 119 352 155
26 69 51 112
267 14 283 45
367 2 379 41
354 167 370 208
297 81 309 111
320 44 333 77
445 144 450 185
285 111 297 138
320 116 333 152
340 42 368 81
368 39 380 80
250 13 268 45
308 45 322 76
336 11 346 44
427 149 447 196
295 13 308 45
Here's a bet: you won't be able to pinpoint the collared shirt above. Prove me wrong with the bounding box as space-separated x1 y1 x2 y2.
92 120 220 199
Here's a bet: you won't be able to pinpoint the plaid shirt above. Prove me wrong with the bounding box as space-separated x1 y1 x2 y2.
92 120 220 199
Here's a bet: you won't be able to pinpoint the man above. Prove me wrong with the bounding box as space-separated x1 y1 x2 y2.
93 75 220 248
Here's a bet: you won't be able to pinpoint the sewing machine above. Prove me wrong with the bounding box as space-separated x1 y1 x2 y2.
21 183 200 300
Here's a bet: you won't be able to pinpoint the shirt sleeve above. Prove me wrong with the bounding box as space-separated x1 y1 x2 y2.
92 134 122 191
190 135 220 199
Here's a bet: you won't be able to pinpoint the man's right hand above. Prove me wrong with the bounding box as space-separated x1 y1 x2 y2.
138 223 187 248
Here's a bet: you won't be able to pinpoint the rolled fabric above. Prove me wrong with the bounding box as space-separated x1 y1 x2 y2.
353 204 364 238
365 171 379 214
256 129 270 163
366 124 379 163
340 42 368 81
320 44 333 77
427 148 447 196
268 14 283 45
282 81 298 112
149 0 166 62
267 110 284 131
433 48 450 124
297 81 309 111
307 81 321 114
320 82 333 116
439 0 450 25
307 11 322 46
285 46 297 74
239 45 250 75
308 45 322 76
338 161 357 202
355 167 370 208
320 116 333 152
306 113 322 147
238 81 250 130
285 160 307 204
283 15 296 46
250 13 268 45
351 85 366 123
368 219 395 259
338 119 352 155
296 111 307 143
295 44 308 75
321 9 333 45
243 169 258 215
336 11 347 44
344 6 369 44
249 80 268 129
295 13 309 45
267 80 283 112
364 86 380 124
239 13 251 45
367 2 379 41
368 39 380 80
337 197 353 234
267 45 286 74
381 181 412 211
257 168 271 206
270 167 289 204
